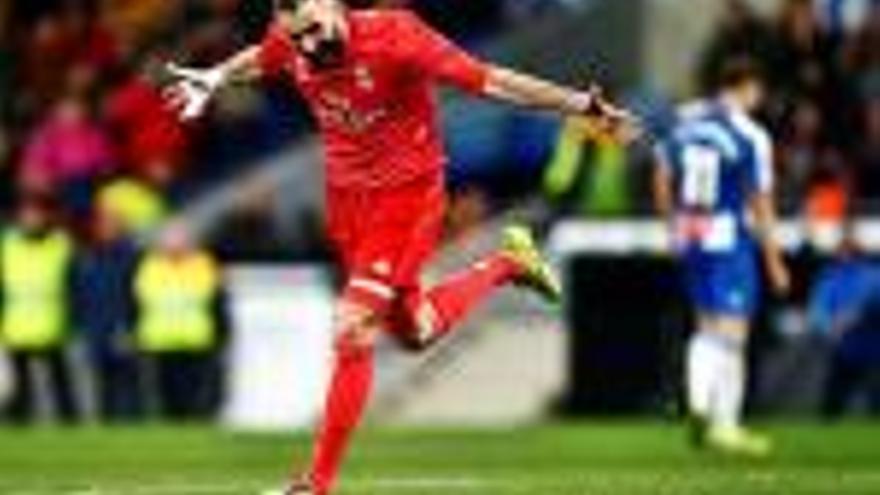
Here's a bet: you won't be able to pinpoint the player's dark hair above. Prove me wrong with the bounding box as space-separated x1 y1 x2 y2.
718 57 764 91
276 0 305 11
277 0 357 10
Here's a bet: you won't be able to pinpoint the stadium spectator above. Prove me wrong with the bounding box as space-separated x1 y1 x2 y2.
804 147 851 226
0 1 14 217
20 96 117 214
76 206 142 422
501 0 577 26
95 172 171 238
841 3 880 99
0 1 12 120
134 221 225 420
104 59 191 180
778 99 825 207
543 116 631 217
0 159 9 216
808 231 880 417
773 0 851 143
0 197 78 424
815 0 875 36
17 14 79 114
854 98 880 204
774 0 839 100
101 0 177 49
692 0 877 217
697 0 780 94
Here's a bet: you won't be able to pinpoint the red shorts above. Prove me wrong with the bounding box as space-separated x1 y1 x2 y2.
327 174 445 314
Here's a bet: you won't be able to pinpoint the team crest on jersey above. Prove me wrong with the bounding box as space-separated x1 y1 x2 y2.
354 65 374 91
317 90 387 133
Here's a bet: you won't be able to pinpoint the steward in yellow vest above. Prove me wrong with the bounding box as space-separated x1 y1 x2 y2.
1 227 73 350
135 248 219 352
134 222 223 419
1 198 78 423
97 176 168 237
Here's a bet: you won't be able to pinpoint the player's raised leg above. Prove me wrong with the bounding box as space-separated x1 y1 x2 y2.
394 225 561 350
500 224 562 303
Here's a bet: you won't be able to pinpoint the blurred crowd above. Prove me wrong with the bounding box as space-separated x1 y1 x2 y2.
0 0 311 230
698 0 880 418
0 195 228 423
698 0 880 416
699 0 880 219
0 0 582 237
545 0 880 221
0 0 280 424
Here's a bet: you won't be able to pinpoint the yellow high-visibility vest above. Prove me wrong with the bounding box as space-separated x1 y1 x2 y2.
97 178 168 235
135 251 219 352
0 229 73 350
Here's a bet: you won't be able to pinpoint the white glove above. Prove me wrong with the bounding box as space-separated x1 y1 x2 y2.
164 62 227 121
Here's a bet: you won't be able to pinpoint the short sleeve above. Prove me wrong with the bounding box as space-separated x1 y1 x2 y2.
748 127 774 194
392 11 488 94
732 112 773 195
258 22 294 79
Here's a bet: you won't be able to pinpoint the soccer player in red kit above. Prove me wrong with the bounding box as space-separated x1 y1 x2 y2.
166 1 638 493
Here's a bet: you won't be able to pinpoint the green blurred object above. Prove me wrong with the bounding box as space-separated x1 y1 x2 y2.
543 118 586 201
586 142 630 216
543 117 631 217
0 423 878 493
97 177 169 237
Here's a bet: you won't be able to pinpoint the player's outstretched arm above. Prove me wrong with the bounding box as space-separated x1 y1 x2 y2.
751 192 791 296
483 65 641 144
652 158 674 218
651 160 678 253
164 46 262 121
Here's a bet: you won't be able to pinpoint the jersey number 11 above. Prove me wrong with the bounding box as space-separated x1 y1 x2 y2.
681 144 721 209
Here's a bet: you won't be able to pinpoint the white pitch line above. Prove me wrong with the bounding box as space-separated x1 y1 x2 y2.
350 476 507 489
2 477 509 495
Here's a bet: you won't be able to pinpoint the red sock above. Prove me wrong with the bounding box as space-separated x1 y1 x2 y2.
423 253 520 336
310 342 374 494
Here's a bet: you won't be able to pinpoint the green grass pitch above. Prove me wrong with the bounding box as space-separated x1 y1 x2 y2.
0 422 878 494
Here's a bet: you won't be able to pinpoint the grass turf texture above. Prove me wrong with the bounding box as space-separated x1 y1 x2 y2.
0 422 877 494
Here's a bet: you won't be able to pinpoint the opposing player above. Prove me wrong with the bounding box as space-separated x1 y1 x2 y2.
653 59 790 457
165 1 638 493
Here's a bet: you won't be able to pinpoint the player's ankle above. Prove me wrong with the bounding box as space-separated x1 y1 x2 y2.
495 251 525 278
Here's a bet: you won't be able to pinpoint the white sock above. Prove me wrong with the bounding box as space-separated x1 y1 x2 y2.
715 332 747 429
686 330 723 419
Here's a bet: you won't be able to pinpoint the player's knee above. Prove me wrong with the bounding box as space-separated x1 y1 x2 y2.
699 313 749 336
334 302 381 354
394 297 441 354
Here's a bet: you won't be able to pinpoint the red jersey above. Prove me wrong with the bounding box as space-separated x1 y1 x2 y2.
258 10 488 189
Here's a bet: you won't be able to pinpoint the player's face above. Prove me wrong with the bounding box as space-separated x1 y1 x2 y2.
279 0 347 71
